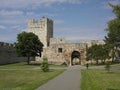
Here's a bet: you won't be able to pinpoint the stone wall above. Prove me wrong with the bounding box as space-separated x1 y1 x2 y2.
28 17 53 48
42 38 87 65
27 17 106 66
0 42 27 65
42 38 106 65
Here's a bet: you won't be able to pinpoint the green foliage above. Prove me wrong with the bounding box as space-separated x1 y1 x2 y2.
86 44 110 64
73 58 79 65
41 57 49 72
61 62 67 66
15 32 43 64
104 4 120 62
109 3 120 18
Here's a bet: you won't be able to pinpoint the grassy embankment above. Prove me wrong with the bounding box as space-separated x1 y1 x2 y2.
0 62 65 90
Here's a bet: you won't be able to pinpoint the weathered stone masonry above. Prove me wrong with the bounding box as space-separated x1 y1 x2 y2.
28 17 104 66
0 42 27 64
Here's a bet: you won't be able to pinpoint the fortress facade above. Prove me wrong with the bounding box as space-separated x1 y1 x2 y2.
28 17 104 66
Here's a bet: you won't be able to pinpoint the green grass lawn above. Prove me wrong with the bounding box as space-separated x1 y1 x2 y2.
81 64 120 90
0 62 36 69
0 62 67 69
0 62 65 90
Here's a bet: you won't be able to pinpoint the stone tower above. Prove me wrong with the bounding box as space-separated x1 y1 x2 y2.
28 17 53 48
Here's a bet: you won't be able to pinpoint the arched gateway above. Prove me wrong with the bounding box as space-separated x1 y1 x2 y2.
42 42 87 66
71 51 81 65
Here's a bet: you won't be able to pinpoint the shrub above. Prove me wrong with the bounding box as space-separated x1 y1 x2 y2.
61 62 67 66
41 57 49 72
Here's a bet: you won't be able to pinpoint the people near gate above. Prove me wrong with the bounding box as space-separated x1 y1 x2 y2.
86 63 89 69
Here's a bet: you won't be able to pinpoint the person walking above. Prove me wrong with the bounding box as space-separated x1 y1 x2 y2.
86 63 89 69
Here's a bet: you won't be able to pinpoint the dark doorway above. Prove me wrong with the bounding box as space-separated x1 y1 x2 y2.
71 51 81 65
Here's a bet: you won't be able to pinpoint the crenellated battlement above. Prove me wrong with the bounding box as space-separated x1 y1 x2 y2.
28 17 53 28
28 17 53 48
0 42 27 65
0 42 14 48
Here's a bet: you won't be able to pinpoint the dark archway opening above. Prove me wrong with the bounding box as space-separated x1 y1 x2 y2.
71 51 81 65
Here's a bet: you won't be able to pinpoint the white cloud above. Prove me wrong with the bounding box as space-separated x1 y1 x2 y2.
0 10 26 25
0 0 82 9
0 10 57 25
0 10 24 16
65 33 105 42
0 18 27 26
54 27 106 42
66 36 98 42
0 25 6 29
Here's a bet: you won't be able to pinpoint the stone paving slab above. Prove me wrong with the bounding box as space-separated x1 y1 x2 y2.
36 65 82 90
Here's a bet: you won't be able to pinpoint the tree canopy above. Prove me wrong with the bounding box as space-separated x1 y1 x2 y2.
104 4 120 62
109 3 120 19
15 32 43 64
86 44 110 64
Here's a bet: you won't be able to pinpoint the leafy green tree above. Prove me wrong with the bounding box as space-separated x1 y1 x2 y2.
99 44 111 63
86 45 94 63
41 57 49 72
86 44 110 64
86 44 100 64
15 32 43 64
104 4 120 62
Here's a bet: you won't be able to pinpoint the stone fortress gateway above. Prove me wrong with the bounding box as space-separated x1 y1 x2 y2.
28 17 104 66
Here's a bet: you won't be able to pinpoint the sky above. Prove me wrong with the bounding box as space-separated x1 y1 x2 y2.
0 0 120 43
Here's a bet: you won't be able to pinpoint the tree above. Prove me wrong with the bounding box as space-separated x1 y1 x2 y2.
86 44 110 64
86 45 94 63
15 32 43 64
101 44 111 63
86 44 100 64
104 4 120 62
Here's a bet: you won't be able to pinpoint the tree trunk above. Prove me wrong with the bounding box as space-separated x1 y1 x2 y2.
111 48 115 63
90 60 92 65
96 60 99 65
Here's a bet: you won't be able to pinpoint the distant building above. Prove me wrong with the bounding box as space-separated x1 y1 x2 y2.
28 17 104 66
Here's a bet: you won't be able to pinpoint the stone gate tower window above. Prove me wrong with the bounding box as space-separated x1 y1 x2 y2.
58 48 62 53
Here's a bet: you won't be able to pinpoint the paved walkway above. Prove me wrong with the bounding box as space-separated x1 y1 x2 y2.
36 65 82 90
